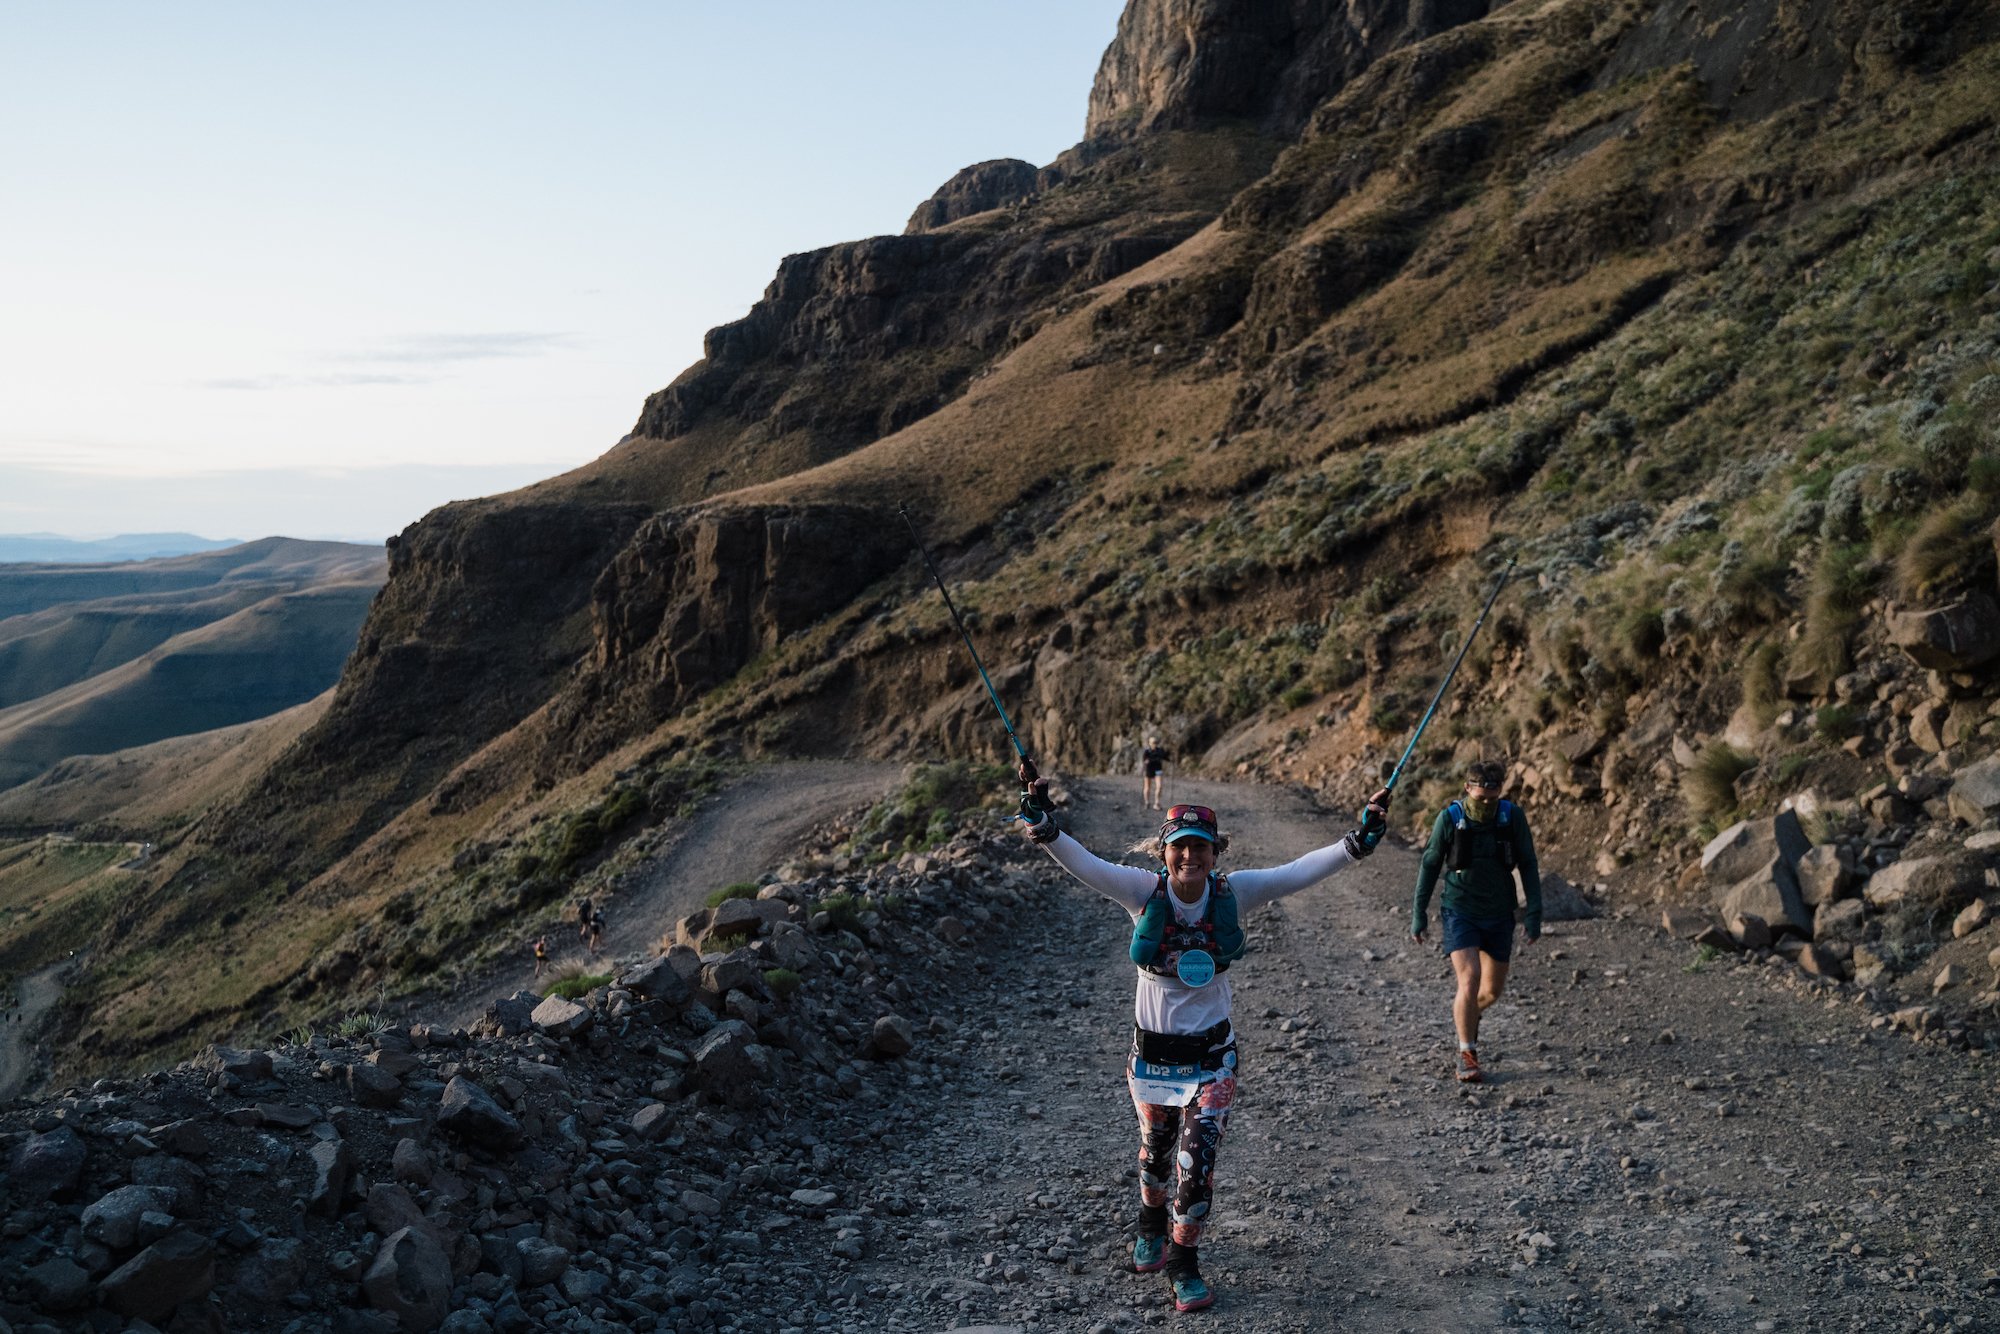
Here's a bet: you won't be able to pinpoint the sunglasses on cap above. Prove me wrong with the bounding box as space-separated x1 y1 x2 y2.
1165 804 1216 824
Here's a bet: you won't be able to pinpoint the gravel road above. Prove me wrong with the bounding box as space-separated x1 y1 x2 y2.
796 776 1998 1332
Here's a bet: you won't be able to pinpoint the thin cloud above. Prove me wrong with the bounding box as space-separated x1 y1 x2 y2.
337 332 576 365
199 372 431 391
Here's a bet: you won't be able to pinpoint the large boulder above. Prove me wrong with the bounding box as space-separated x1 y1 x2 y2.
1700 813 1809 887
1814 898 1868 944
1948 756 2000 825
8 1126 86 1202
1714 856 1811 937
99 1230 216 1321
1796 844 1858 906
865 1014 916 1060
622 954 692 1005
1863 852 1984 912
1537 872 1598 921
531 994 594 1040
231 1236 307 1304
195 1045 273 1083
363 1225 453 1333
436 1076 522 1148
482 990 540 1036
1886 592 2000 670
82 1184 178 1250
691 1020 763 1108
701 948 766 998
308 1139 354 1218
346 1059 404 1109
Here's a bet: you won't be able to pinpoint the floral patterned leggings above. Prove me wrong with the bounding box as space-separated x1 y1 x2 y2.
1130 1046 1238 1247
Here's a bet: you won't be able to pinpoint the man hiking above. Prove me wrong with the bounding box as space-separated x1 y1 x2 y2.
1018 764 1389 1312
1411 758 1541 1084
1141 737 1169 811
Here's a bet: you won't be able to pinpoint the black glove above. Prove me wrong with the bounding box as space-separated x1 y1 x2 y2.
1016 757 1058 842
1343 786 1391 858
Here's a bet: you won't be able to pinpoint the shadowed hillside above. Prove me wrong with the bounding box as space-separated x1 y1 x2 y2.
32 0 2000 1075
0 538 384 793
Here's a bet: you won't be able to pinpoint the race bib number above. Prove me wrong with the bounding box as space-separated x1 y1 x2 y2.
1129 1055 1204 1106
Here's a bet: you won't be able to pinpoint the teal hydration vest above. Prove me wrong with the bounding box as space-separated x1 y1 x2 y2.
1130 873 1246 977
1445 799 1518 873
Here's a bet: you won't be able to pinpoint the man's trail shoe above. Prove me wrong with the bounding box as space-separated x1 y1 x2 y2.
1456 1049 1484 1084
1170 1272 1216 1312
1131 1234 1167 1273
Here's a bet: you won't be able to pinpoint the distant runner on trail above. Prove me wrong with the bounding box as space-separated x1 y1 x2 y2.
1411 759 1542 1084
1141 737 1169 811
532 934 549 978
1018 764 1389 1314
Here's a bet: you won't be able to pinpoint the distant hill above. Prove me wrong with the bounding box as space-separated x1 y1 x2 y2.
0 538 385 792
0 533 238 563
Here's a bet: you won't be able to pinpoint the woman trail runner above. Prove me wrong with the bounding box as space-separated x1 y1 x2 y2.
1018 766 1389 1313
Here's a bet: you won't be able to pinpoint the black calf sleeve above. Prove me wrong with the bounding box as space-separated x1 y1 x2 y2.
1164 1241 1200 1278
1138 1203 1167 1237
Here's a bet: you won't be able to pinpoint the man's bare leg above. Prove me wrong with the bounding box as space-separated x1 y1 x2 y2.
1476 953 1510 1015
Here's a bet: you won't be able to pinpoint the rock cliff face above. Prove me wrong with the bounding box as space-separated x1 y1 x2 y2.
537 503 908 768
1085 0 1490 140
207 500 649 859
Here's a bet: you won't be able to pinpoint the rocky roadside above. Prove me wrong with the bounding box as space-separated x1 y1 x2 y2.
2 775 1997 1334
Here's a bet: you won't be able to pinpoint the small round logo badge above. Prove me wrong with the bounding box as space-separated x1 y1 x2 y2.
1175 949 1216 987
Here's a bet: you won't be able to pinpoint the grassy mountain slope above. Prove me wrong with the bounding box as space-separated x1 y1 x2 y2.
36 0 2000 1076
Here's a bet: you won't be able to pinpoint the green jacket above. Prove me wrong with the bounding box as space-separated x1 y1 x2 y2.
1412 802 1542 940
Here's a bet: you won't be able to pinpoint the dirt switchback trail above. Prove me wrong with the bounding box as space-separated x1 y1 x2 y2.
443 761 899 1028
836 777 1997 1333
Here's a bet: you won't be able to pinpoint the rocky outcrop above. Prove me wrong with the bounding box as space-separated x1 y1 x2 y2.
209 499 650 858
906 158 1047 233
538 503 909 769
1085 0 1490 140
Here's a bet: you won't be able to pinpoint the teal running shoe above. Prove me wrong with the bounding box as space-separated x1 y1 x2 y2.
1170 1271 1215 1312
1131 1234 1167 1273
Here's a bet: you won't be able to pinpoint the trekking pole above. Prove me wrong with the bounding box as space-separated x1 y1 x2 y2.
1383 557 1516 795
898 507 1059 829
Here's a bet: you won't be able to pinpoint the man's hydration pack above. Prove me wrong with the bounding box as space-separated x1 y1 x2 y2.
1445 799 1518 873
1130 873 1246 977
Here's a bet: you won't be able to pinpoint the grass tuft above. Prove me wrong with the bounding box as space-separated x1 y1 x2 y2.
1683 742 1755 822
705 881 759 908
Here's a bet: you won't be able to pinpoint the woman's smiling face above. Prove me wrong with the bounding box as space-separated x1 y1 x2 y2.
1163 836 1215 896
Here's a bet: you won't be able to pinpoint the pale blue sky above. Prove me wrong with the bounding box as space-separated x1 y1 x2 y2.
1 2 1125 542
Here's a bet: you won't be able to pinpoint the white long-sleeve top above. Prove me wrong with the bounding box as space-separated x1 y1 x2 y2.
1042 831 1358 1035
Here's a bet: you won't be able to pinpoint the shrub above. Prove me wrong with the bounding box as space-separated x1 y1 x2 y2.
817 893 862 931
1814 704 1861 739
1741 642 1783 725
1892 494 1997 601
336 1012 385 1039
543 972 612 1000
1683 742 1755 821
706 930 751 953
705 881 759 908
1792 543 1877 690
762 968 802 999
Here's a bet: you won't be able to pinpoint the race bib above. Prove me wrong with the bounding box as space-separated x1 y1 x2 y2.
1129 1055 1204 1106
